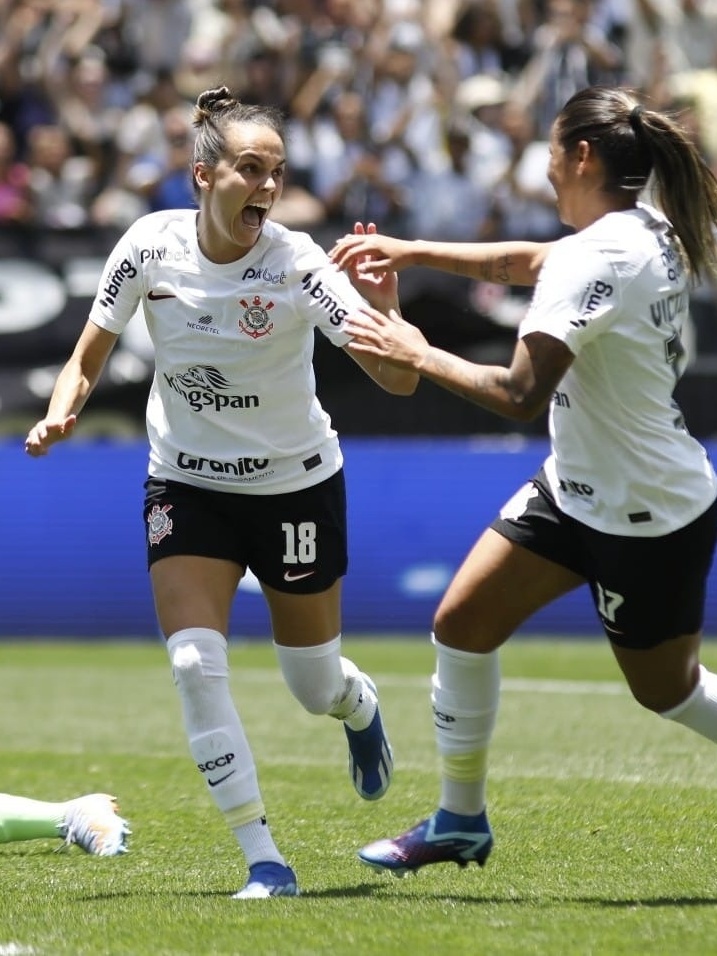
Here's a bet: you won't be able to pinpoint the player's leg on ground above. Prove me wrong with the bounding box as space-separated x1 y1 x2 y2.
0 793 130 856
154 555 298 898
359 530 584 875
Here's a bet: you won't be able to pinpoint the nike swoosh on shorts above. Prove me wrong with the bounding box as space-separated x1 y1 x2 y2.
283 570 315 582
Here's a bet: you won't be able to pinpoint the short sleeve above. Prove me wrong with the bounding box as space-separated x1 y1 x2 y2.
88 224 143 334
519 238 621 354
291 235 367 347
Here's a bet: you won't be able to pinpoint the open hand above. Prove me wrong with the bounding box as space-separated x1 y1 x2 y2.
345 304 429 371
330 228 415 276
24 416 77 457
340 221 400 312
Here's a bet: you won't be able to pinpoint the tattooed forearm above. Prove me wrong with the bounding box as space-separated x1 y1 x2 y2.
418 240 547 286
423 350 516 415
495 253 512 284
468 252 515 285
417 333 572 423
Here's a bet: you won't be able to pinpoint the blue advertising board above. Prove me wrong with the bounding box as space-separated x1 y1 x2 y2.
4 436 717 638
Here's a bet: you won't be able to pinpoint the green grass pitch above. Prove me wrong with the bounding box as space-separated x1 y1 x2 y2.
3 637 717 955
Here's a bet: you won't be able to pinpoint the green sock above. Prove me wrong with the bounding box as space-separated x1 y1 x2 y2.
0 794 66 843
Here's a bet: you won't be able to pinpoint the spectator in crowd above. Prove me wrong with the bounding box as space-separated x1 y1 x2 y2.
0 120 32 224
121 0 195 77
48 50 125 190
512 0 624 137
454 73 514 191
446 0 532 82
405 113 491 241
146 107 196 212
0 0 58 152
366 20 444 175
25 122 96 229
480 100 564 243
311 90 411 232
112 68 192 193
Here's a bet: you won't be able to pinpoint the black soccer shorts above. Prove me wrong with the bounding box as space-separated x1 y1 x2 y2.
143 470 348 594
491 468 717 649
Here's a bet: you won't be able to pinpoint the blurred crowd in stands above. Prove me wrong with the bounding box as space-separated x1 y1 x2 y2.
1 0 717 361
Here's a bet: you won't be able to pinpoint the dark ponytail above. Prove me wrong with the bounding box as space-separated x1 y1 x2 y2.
557 86 717 282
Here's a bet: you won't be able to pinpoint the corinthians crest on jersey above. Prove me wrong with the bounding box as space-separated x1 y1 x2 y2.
238 295 274 338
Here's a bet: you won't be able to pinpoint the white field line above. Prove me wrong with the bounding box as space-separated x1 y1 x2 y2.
233 668 627 696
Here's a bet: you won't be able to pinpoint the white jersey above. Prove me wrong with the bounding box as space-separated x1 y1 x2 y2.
519 202 717 536
89 209 363 494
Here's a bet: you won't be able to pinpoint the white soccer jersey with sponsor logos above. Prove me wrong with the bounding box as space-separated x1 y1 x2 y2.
519 202 717 535
89 209 364 493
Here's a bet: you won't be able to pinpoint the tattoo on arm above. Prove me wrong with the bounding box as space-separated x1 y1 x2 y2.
496 254 512 284
428 352 495 406
476 253 514 285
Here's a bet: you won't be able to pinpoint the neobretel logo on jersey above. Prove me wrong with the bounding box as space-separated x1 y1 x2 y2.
147 503 173 545
238 295 274 338
300 273 348 326
164 365 260 413
186 314 219 335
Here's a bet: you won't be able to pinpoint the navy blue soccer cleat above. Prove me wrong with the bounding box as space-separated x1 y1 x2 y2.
358 810 493 877
344 674 393 800
233 861 300 899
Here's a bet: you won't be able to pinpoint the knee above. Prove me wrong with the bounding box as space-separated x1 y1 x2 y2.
629 676 699 713
169 641 204 689
286 680 340 715
433 599 465 648
167 628 228 688
434 600 485 652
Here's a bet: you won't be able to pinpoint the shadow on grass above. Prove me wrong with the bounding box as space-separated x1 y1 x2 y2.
72 886 717 907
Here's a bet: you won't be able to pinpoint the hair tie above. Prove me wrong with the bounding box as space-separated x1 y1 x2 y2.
629 104 645 133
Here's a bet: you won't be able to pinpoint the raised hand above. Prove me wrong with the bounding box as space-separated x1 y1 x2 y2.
330 227 416 276
340 221 400 312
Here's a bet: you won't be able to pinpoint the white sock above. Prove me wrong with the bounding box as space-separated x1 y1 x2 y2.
274 636 376 731
167 627 284 866
432 636 500 816
660 665 717 743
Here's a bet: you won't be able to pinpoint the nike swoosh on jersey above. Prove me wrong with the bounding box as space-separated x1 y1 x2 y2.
147 290 177 300
283 569 316 582
207 770 236 787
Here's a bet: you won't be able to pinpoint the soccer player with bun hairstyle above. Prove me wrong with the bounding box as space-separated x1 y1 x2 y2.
25 86 417 898
331 85 717 876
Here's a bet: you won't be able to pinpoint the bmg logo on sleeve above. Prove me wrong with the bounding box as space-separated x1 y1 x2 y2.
300 272 348 326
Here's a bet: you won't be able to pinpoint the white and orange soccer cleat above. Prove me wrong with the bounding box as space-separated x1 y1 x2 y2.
57 793 131 856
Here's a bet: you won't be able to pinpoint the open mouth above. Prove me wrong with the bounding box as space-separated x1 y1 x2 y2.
241 204 269 228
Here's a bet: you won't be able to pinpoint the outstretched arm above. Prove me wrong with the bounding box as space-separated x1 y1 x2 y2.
330 233 553 287
25 321 119 456
345 306 573 421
